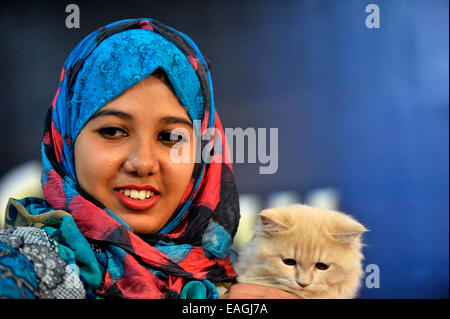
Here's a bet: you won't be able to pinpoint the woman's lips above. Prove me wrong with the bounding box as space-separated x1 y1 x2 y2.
115 190 160 210
116 184 160 193
114 188 160 211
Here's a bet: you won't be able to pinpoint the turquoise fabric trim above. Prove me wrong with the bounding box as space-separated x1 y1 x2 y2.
180 280 219 299
0 241 39 298
202 220 232 258
43 216 102 291
154 240 191 263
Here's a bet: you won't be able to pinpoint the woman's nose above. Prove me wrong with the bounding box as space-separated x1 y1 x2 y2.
123 142 159 176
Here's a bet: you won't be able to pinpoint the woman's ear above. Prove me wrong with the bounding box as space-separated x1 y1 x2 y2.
259 208 291 233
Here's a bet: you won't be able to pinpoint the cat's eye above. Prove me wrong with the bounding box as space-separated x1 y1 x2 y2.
282 258 297 266
315 262 329 270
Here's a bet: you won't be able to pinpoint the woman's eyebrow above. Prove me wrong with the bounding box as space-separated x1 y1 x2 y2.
90 109 133 121
89 111 192 128
159 116 193 128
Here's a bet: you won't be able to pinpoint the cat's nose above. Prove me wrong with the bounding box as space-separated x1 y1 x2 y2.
298 282 310 288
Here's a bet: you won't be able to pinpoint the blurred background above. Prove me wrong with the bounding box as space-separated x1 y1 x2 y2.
0 0 448 298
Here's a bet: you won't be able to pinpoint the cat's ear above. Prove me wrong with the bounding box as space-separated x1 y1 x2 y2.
259 208 291 233
331 220 368 245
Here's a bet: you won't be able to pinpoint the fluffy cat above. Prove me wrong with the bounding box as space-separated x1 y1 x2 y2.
234 204 368 299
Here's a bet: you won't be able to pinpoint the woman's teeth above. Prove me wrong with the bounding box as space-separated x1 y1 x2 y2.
119 189 154 200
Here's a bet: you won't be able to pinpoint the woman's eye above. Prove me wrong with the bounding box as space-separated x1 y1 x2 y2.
158 131 186 144
98 127 128 139
282 258 297 266
315 263 329 270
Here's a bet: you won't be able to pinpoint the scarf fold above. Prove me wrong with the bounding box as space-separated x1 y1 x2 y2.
5 18 240 299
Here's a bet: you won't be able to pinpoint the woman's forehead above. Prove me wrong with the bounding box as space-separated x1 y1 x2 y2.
92 76 193 125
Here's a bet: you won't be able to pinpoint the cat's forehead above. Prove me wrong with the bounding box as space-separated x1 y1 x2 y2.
282 233 346 264
287 205 356 230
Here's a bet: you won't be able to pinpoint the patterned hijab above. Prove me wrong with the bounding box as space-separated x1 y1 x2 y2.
5 18 240 298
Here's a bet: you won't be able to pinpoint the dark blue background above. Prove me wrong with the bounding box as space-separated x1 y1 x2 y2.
0 0 448 298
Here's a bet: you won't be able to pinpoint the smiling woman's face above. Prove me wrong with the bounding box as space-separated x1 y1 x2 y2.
74 75 196 234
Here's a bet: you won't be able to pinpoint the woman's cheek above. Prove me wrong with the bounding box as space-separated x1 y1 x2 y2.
95 145 126 178
75 138 122 189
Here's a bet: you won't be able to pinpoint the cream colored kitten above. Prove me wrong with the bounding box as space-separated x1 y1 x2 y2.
234 204 368 299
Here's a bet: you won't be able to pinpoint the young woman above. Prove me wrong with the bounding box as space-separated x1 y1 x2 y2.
0 18 299 299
